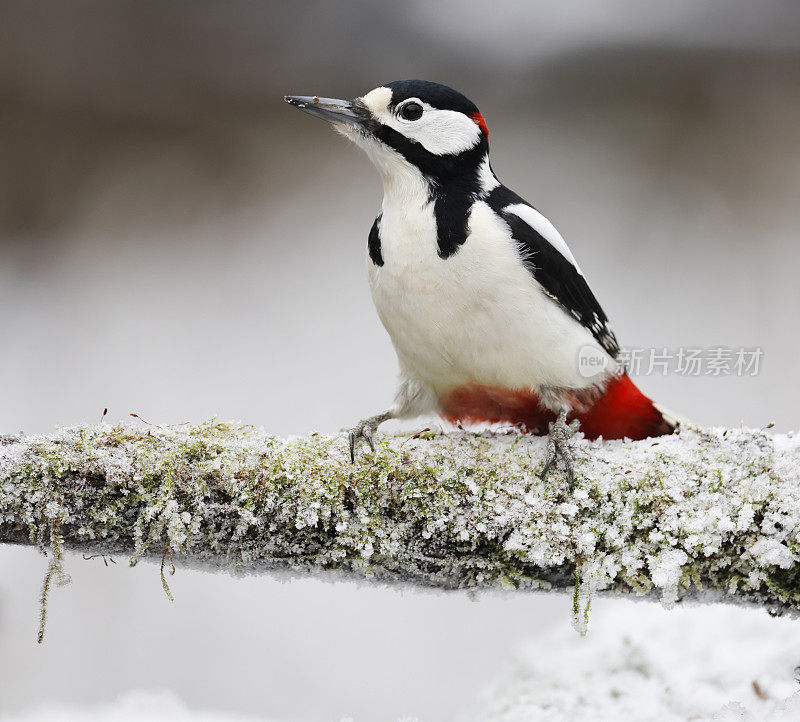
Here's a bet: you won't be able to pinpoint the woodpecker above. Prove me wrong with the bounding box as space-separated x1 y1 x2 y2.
285 80 676 484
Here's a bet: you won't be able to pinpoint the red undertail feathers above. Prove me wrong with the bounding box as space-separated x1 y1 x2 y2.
440 373 675 441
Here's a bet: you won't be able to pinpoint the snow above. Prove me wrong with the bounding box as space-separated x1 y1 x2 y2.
4 603 799 722
2 691 283 722
466 601 800 722
649 548 690 604
2 422 800 636
1 419 799 717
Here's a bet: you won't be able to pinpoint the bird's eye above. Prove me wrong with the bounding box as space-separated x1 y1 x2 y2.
399 102 423 121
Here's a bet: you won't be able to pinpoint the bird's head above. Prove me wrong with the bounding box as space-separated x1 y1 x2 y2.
285 80 490 188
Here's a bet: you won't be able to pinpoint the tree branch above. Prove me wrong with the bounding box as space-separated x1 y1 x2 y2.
2 421 799 635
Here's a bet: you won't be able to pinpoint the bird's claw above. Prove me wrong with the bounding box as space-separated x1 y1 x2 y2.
540 410 576 491
348 414 386 463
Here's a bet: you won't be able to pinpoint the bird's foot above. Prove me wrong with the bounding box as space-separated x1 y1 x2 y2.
348 411 392 463
540 409 578 490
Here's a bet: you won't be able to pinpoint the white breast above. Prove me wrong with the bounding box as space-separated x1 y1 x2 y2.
367 188 610 398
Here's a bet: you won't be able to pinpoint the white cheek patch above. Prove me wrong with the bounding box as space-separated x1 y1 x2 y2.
397 106 482 155
360 88 482 157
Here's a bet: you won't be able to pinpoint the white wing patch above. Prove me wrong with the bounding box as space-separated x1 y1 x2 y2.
504 203 582 274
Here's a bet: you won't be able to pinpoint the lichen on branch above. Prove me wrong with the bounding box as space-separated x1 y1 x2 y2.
1 421 799 640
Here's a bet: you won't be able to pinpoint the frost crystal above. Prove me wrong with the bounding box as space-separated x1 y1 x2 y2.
1 422 800 638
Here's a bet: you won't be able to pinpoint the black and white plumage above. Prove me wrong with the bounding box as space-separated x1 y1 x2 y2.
285 80 673 468
483 185 620 359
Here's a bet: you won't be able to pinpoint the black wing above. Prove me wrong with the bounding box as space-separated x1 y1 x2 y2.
485 185 620 358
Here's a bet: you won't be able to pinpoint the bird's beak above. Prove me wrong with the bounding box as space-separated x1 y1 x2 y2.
284 95 363 129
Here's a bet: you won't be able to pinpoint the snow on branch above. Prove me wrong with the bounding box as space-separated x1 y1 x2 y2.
1 421 800 640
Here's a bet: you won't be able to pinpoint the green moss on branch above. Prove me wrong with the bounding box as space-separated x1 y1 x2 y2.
2 421 800 640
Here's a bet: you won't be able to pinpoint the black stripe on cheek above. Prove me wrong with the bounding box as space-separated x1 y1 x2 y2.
368 214 384 266
434 193 473 258
374 124 488 182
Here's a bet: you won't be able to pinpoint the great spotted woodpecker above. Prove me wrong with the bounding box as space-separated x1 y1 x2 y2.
285 80 675 485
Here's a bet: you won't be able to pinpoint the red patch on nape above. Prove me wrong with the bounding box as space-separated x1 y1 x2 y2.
470 112 489 137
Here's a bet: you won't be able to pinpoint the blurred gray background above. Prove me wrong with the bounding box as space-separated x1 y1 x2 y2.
1 1 799 720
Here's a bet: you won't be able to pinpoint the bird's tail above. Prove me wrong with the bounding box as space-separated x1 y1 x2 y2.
573 373 676 441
